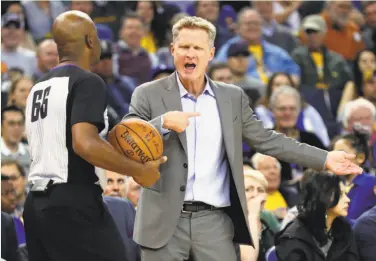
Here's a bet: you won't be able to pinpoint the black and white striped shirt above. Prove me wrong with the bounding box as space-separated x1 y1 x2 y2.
25 64 108 185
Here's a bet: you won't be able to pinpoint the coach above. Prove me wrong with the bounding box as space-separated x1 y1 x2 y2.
124 16 362 261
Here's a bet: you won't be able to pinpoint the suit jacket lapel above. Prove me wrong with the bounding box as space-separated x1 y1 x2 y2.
209 79 235 165
162 73 188 156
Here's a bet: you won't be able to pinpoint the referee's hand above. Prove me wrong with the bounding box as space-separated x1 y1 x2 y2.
134 156 168 187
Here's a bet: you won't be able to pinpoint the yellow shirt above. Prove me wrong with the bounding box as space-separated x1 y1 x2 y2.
310 51 328 89
248 45 268 84
264 190 288 212
141 32 157 54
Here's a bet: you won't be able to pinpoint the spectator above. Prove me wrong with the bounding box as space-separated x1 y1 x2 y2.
1 106 30 174
103 170 127 198
7 76 33 114
33 39 59 81
292 15 352 90
253 1 299 53
216 8 301 84
332 129 376 221
240 167 274 261
338 49 376 116
251 153 299 220
269 86 326 181
91 1 133 42
1 175 17 215
125 177 141 208
207 62 234 84
152 65 175 80
279 171 315 230
208 62 263 109
70 0 93 15
299 1 365 62
362 1 376 50
5 1 37 52
255 73 330 147
22 0 66 42
1 160 27 219
363 70 376 109
92 39 136 119
275 170 358 261
135 1 168 53
342 98 375 137
272 0 302 34
353 206 376 261
226 41 265 96
195 0 233 50
1 12 37 77
113 13 158 85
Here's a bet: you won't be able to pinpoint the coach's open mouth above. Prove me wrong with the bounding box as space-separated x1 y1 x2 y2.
184 63 196 72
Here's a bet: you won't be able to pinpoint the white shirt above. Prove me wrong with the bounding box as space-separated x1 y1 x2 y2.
171 74 230 207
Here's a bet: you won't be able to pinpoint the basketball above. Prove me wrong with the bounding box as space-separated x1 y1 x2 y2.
108 118 163 163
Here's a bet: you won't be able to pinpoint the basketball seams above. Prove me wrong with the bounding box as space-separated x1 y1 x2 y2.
113 128 127 156
120 123 156 161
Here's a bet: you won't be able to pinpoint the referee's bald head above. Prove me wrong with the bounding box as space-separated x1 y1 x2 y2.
52 10 101 66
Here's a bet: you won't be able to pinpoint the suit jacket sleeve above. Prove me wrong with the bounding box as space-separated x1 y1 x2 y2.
124 85 163 135
241 90 328 170
1 213 22 261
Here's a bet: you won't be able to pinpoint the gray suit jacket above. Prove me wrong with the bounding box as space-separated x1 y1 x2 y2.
124 72 328 249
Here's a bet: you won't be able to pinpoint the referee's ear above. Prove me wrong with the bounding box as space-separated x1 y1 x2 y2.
85 34 93 49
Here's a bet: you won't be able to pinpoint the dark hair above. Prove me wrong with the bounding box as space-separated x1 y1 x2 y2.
135 1 168 48
353 49 376 97
331 125 370 166
122 12 144 27
297 170 342 246
1 159 26 177
207 62 230 78
256 72 296 107
1 105 25 123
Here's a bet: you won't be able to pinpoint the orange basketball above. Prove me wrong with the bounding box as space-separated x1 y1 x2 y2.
108 118 163 163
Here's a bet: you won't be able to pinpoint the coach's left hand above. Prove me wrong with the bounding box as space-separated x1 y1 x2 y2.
325 151 363 175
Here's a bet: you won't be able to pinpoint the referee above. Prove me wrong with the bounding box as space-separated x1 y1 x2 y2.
23 11 166 261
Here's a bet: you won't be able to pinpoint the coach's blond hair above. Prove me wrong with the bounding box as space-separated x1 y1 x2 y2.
172 16 216 48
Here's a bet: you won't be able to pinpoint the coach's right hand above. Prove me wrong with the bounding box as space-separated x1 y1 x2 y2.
133 156 168 187
162 111 201 133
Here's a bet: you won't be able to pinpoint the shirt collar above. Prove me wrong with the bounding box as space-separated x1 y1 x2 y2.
1 137 27 156
175 72 215 98
352 172 368 186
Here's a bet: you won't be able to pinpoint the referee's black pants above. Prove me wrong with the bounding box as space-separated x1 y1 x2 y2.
23 183 127 261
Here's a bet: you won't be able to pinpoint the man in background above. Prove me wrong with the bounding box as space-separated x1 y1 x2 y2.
33 39 59 81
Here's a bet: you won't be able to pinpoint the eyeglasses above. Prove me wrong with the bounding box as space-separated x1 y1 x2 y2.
5 120 24 127
275 106 298 112
6 175 22 181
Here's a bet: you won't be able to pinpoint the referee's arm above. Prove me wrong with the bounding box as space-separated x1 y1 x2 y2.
70 75 149 179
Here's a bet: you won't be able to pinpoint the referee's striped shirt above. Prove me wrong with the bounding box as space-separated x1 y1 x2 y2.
25 64 108 185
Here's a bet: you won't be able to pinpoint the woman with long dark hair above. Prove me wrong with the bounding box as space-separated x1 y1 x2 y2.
275 170 358 261
135 1 168 53
338 49 376 117
332 128 376 220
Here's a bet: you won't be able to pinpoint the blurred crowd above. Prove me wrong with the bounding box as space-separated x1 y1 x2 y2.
1 1 376 261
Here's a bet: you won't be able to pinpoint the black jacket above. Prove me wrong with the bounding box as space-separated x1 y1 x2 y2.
275 217 358 261
1 212 22 261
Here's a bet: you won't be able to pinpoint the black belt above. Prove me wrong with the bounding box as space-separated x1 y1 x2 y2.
182 201 221 213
